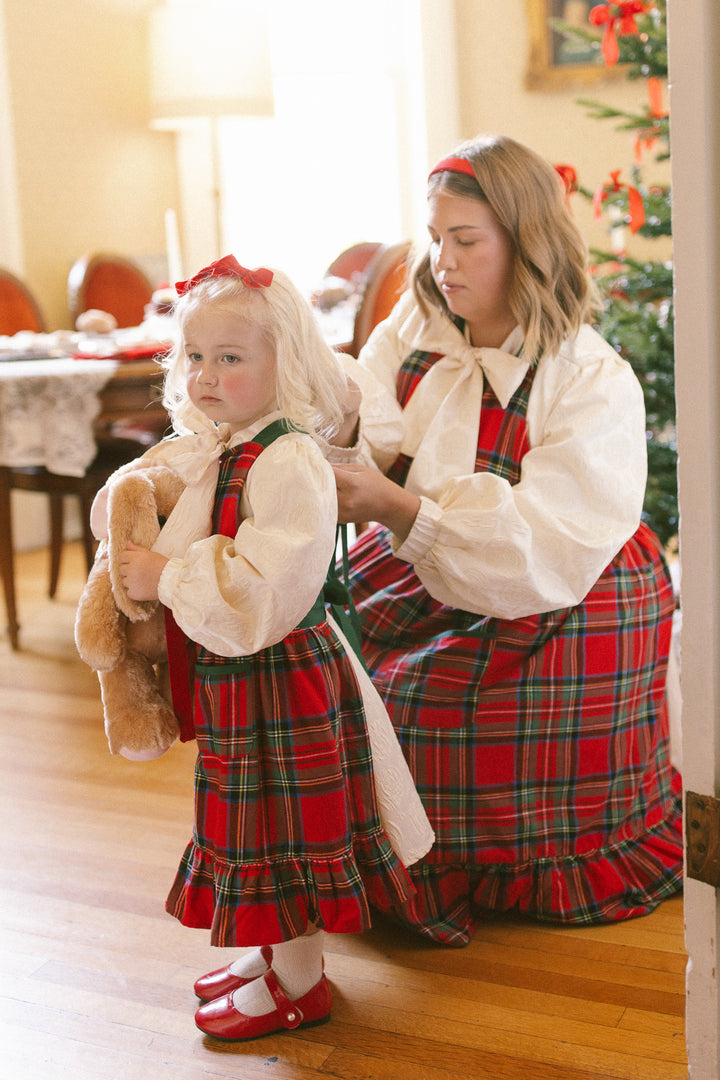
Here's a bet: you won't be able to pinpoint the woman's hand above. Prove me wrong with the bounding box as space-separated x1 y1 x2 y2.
118 541 169 602
333 463 421 543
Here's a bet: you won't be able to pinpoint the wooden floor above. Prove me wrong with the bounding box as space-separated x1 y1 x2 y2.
1 543 688 1080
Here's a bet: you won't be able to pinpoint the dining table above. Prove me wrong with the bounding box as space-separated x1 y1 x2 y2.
0 322 173 648
0 300 356 648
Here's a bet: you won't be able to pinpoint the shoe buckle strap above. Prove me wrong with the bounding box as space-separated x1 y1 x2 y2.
263 969 304 1029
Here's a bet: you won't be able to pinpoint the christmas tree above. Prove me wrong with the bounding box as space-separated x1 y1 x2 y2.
554 0 675 547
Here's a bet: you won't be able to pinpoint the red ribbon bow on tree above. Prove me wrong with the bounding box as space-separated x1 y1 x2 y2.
589 1 650 67
554 164 579 207
175 254 274 297
593 169 645 233
635 76 668 162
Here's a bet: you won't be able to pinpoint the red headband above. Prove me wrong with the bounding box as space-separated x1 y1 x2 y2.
176 254 273 297
429 155 476 180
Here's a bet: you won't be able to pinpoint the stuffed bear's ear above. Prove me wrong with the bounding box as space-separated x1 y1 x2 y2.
106 473 164 622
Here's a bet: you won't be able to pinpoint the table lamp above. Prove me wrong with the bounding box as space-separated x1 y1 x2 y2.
148 1 274 262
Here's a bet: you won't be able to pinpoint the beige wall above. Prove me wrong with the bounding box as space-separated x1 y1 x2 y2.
453 0 670 263
2 0 178 329
0 0 668 331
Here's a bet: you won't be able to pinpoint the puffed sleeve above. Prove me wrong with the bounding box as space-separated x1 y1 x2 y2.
157 435 337 655
321 302 408 472
393 340 649 619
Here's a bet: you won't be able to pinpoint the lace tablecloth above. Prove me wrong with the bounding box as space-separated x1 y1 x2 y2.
0 358 119 477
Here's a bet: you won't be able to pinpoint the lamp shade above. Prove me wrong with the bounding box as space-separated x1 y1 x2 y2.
149 2 274 124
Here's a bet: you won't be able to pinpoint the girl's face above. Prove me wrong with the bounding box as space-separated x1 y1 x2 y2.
427 190 516 346
183 303 278 434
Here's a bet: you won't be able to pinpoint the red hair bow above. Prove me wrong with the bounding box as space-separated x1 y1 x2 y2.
593 169 645 233
589 2 650 67
176 254 273 297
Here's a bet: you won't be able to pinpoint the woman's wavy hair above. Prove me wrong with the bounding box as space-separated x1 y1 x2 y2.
161 268 348 439
413 134 601 361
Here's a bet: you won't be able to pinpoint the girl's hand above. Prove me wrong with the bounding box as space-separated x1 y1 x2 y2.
332 463 420 543
118 541 169 602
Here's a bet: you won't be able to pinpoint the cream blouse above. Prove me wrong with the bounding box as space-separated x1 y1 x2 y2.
332 292 648 620
152 414 338 658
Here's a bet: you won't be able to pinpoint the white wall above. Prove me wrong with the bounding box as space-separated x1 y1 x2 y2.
669 0 720 1074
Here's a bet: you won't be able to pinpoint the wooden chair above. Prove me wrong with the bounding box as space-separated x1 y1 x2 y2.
350 241 412 358
67 253 153 328
0 268 46 335
0 268 161 649
325 242 382 284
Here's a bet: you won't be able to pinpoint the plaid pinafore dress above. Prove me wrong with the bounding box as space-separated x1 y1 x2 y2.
348 351 683 946
165 421 414 947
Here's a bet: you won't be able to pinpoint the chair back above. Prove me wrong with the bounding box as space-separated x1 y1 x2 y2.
351 241 412 357
68 253 153 328
326 242 382 284
0 269 46 334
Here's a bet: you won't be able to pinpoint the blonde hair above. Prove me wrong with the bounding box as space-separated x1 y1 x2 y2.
162 268 348 438
413 134 601 361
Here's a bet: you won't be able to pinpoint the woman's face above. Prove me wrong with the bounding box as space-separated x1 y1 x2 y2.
427 189 516 346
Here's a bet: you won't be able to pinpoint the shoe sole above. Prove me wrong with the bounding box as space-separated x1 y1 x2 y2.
197 1012 332 1042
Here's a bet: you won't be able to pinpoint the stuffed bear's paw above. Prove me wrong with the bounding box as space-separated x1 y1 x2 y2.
105 697 180 760
99 655 181 761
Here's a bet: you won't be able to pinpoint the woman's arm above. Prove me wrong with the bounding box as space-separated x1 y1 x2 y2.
394 344 648 619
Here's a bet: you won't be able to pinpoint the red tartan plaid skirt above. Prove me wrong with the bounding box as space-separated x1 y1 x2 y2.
347 520 683 945
165 620 415 946
165 430 414 947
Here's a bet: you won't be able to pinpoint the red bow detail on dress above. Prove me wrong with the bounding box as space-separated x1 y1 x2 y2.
593 169 645 233
175 254 274 297
589 1 650 67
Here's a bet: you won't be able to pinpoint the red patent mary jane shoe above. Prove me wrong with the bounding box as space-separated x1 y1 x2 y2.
194 970 332 1041
194 945 273 1002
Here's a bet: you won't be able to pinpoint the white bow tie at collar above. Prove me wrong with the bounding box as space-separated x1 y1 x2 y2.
400 345 530 502
157 423 234 485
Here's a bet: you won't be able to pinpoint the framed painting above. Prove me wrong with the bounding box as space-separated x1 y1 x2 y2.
525 0 624 90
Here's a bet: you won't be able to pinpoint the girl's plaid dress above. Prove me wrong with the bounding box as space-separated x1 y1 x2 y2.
348 350 683 946
165 423 415 946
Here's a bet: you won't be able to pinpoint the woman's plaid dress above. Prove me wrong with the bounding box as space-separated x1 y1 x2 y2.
166 425 415 946
347 351 683 946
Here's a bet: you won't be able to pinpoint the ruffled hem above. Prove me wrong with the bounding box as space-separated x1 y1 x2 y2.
166 831 416 947
373 801 684 948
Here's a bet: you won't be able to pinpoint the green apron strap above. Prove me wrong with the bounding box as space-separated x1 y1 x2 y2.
323 524 367 670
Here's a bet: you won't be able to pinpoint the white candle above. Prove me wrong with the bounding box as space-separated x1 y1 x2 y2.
165 208 183 286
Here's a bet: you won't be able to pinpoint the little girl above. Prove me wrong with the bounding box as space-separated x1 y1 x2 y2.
110 254 432 1041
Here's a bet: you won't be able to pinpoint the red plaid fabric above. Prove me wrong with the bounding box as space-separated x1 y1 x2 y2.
166 424 414 946
347 351 683 945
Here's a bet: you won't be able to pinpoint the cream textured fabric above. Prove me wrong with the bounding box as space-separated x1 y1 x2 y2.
335 292 648 620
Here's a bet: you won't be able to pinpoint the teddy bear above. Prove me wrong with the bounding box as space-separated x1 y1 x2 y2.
75 461 187 761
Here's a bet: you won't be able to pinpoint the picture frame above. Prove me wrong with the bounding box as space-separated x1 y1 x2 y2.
525 0 625 91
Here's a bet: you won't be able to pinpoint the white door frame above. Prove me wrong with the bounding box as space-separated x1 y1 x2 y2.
669 0 720 1075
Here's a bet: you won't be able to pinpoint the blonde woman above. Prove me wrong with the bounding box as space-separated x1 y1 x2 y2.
332 135 682 946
